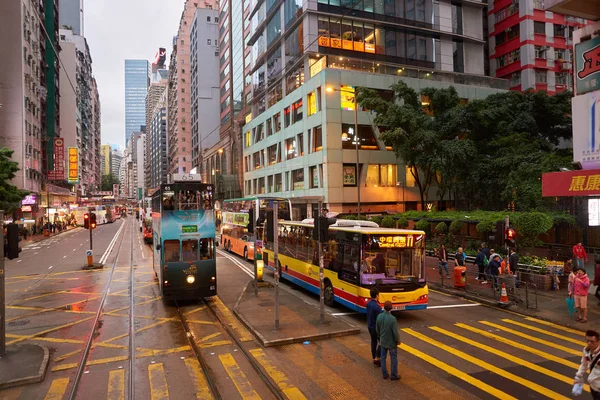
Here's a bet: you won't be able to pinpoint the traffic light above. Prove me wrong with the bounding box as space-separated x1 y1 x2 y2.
90 213 97 229
506 227 516 247
83 213 90 229
247 208 254 233
6 223 21 260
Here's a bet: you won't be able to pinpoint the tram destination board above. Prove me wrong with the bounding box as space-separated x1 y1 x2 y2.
182 225 198 233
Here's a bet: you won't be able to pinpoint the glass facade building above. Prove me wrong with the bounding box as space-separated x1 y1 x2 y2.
124 59 150 146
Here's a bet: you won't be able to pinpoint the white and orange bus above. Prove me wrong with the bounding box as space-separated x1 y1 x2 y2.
262 219 428 313
220 197 292 261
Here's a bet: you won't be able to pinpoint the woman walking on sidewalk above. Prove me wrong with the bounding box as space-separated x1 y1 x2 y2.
575 268 591 323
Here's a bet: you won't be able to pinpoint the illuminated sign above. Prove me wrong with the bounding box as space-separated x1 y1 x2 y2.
182 225 198 233
590 199 600 226
48 138 65 180
340 85 355 111
575 36 600 95
377 235 415 248
21 206 32 212
22 195 37 205
68 147 79 183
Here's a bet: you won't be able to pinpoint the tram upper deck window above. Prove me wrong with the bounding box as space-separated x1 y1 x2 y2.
177 190 201 210
163 191 175 211
164 240 180 262
182 239 199 261
200 238 214 259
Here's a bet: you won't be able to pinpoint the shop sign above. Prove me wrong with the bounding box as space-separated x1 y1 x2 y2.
343 164 356 186
21 206 32 212
68 147 78 183
22 195 36 205
575 36 600 95
542 168 600 196
48 138 65 180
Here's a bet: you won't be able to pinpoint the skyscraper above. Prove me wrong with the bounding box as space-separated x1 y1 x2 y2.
125 59 150 146
59 0 83 36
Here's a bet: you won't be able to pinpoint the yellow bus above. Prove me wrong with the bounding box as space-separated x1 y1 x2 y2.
221 197 292 261
262 219 428 313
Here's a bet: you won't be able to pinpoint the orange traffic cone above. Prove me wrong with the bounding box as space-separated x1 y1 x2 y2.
498 282 510 307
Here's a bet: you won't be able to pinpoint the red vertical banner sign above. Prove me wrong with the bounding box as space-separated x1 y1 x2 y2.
47 138 65 180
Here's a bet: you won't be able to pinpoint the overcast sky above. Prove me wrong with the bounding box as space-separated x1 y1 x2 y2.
84 0 185 150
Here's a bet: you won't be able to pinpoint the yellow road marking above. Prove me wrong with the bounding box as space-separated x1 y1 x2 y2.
480 321 581 355
7 316 95 345
219 353 262 400
183 306 207 316
184 358 214 400
6 334 84 345
108 369 125 400
198 332 221 342
456 323 581 369
44 378 70 400
502 319 586 346
400 343 516 400
403 328 569 400
199 340 232 349
524 317 585 336
187 319 216 326
53 340 128 362
211 297 253 342
136 345 191 358
52 355 129 372
249 348 307 400
430 326 590 392
149 363 170 400
6 296 103 322
7 304 96 315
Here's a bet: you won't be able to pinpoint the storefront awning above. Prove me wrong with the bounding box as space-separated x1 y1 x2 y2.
542 169 600 196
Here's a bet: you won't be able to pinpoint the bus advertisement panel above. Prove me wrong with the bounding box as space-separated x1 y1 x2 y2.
262 220 428 313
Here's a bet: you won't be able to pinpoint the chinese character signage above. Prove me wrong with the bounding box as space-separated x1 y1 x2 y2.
68 147 79 183
542 168 600 197
571 91 600 169
589 199 600 226
22 195 36 205
377 235 415 248
47 138 65 180
343 164 356 186
113 184 120 197
575 36 600 95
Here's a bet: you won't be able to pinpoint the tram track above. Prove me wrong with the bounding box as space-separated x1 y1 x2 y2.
66 218 133 400
175 297 285 400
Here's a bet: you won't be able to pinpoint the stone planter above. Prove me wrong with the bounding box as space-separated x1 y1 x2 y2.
518 272 553 290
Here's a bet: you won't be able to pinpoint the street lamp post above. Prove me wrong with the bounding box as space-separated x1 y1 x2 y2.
327 86 360 218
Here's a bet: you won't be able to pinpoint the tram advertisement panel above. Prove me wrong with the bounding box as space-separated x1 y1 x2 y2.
161 210 215 239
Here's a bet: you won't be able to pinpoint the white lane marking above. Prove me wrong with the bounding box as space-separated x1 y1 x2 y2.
34 252 38 255
73 248 76 252
216 249 254 278
48 266 53 269
426 303 480 309
99 221 125 265
17 260 22 263
332 312 360 316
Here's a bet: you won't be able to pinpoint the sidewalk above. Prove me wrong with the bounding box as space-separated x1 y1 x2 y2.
20 225 79 244
426 255 600 328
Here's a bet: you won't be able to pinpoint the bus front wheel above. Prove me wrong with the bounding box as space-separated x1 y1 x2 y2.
324 281 335 307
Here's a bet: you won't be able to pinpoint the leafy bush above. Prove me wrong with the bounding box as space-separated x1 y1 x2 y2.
381 216 395 228
341 214 357 220
414 219 430 232
449 220 465 234
434 222 448 234
370 216 383 226
513 212 553 248
396 215 409 229
476 219 496 233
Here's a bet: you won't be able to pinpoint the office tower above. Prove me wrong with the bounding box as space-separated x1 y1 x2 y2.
190 8 220 172
145 48 168 191
148 89 169 188
101 144 112 176
59 0 83 36
167 0 218 175
241 0 509 216
125 59 150 146
488 0 588 92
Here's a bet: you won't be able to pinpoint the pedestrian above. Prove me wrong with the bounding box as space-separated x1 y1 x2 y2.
574 329 600 399
481 242 490 261
455 247 466 267
595 259 600 305
438 244 449 279
376 300 400 381
574 268 591 323
573 242 588 271
475 247 486 282
488 254 502 289
366 289 383 367
509 249 519 276
569 267 579 296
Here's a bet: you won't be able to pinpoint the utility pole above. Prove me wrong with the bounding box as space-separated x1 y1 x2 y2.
273 202 279 330
253 199 258 296
318 202 325 323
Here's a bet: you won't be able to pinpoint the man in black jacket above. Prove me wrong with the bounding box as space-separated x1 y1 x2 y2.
489 254 502 289
509 249 519 275
475 248 486 282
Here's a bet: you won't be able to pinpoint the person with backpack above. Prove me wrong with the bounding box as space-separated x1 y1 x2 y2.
574 329 600 398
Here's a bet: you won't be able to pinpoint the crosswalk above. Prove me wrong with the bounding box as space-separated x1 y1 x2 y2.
399 316 587 399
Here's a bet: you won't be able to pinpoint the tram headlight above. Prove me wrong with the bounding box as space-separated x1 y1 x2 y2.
186 275 196 284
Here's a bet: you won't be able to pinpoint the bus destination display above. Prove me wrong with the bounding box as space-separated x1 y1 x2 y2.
181 225 198 233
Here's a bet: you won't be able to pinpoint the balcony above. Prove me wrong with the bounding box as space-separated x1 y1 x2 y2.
544 0 599 20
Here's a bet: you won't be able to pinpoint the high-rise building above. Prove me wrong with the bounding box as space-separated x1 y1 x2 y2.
135 132 146 200
125 59 150 146
148 89 169 189
111 149 123 180
101 144 111 176
59 0 83 36
59 28 101 194
488 0 588 93
145 48 168 191
190 8 220 172
43 0 61 180
240 1 508 216
167 0 218 175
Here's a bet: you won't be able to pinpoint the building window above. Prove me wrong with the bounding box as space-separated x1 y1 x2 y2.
207 16 211 22
258 177 265 194
274 174 282 192
366 164 398 187
342 124 379 150
508 48 520 63
273 112 282 132
284 106 291 127
267 144 278 165
556 72 568 85
509 72 520 87
292 168 304 190
451 4 463 34
266 118 273 136
307 91 318 116
340 85 355 110
534 46 548 59
297 133 304 156
534 21 545 34
310 165 320 189
311 126 323 152
286 138 298 160
245 130 251 148
555 49 566 61
535 70 547 83
507 25 520 41
253 151 262 169
453 41 464 73
207 39 211 45
255 123 264 143
292 98 303 123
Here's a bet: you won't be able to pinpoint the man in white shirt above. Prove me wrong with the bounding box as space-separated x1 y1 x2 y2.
575 329 600 399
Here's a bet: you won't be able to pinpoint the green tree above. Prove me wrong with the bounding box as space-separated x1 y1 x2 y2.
0 148 29 212
512 212 554 248
101 174 120 192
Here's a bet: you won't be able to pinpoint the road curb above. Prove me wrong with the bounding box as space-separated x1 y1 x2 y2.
25 227 81 244
0 344 49 390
